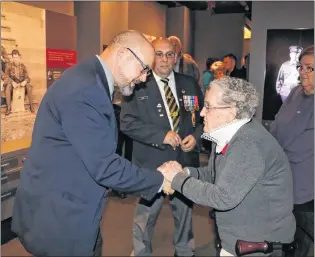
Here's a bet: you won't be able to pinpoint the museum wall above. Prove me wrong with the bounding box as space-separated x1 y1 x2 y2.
194 12 245 73
166 7 194 55
128 2 166 39
100 2 128 46
18 1 74 16
75 1 101 62
249 1 314 120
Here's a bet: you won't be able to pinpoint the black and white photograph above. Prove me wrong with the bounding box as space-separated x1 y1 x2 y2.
262 29 314 120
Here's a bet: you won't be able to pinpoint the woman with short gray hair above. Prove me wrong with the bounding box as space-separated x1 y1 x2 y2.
159 76 296 256
212 76 259 119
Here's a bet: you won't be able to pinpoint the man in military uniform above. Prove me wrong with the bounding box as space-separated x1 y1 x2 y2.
276 45 303 103
5 49 34 115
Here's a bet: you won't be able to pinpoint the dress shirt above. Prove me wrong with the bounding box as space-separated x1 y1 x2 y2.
96 55 114 100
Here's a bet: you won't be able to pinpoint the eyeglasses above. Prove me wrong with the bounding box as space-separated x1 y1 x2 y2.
204 103 232 112
127 48 151 76
155 51 176 59
296 64 314 73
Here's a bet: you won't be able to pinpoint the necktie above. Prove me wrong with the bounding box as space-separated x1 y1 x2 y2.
161 78 180 132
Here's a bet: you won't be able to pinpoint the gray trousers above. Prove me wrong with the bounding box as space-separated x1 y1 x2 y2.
132 192 195 256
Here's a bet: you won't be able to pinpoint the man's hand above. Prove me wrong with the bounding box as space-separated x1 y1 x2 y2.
162 178 175 195
180 135 196 152
158 161 183 183
21 80 27 87
163 131 182 150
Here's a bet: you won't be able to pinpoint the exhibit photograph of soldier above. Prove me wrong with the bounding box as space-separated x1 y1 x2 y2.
5 49 34 115
1 2 46 145
262 29 314 121
276 45 303 103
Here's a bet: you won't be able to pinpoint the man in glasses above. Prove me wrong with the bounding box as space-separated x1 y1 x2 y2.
121 38 204 257
11 30 170 257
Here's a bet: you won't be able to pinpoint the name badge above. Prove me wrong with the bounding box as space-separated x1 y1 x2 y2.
137 96 148 100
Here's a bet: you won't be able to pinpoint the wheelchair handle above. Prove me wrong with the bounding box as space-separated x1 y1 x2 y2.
235 240 273 256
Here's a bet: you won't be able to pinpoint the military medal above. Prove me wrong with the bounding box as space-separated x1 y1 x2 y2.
183 95 199 127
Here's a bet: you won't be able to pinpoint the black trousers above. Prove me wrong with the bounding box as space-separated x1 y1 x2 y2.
293 200 314 257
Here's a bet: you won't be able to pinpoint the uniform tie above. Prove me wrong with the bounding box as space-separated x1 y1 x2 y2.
161 78 180 132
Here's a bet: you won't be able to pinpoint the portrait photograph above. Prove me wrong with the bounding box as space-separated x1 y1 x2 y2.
262 29 314 121
1 2 46 150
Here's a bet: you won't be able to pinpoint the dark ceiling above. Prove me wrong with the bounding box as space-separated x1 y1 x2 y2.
157 1 252 19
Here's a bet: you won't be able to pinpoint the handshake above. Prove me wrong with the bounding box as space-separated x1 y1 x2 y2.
157 161 185 195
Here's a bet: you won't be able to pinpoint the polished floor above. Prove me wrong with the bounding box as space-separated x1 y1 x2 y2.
2 154 216 256
2 195 216 256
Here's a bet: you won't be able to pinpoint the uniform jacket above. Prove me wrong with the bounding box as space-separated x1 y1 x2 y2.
120 72 204 170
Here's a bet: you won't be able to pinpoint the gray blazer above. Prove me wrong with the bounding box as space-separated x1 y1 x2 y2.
171 119 296 255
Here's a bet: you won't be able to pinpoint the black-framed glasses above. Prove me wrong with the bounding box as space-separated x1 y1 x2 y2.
204 103 232 112
127 48 151 76
155 51 176 59
296 64 314 73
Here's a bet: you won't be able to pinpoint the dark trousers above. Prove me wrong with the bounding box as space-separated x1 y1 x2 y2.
293 200 314 257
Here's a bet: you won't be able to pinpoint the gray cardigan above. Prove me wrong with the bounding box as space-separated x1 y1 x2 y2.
172 120 296 255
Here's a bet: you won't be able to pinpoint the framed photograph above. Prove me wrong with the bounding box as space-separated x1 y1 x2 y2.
262 29 314 121
1 2 46 152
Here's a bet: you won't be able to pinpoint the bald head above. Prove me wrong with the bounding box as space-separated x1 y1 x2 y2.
151 38 176 78
168 36 182 55
110 30 151 49
99 30 155 96
152 37 175 51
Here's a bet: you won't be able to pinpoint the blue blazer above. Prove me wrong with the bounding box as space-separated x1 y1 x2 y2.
11 57 164 256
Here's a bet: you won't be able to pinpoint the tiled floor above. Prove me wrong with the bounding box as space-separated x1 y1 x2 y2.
2 154 214 256
1 196 216 256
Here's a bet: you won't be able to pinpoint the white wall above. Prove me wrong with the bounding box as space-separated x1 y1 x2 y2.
249 1 314 120
194 11 245 73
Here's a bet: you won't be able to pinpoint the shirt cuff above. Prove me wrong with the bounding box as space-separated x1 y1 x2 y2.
158 179 164 193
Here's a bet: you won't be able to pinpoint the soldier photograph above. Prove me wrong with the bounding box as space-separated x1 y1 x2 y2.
262 29 313 121
4 49 34 115
276 45 302 103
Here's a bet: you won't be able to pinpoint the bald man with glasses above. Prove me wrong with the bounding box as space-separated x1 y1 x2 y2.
11 30 172 257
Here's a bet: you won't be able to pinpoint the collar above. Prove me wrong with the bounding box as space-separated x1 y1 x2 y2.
201 118 251 153
96 55 114 99
152 71 175 83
